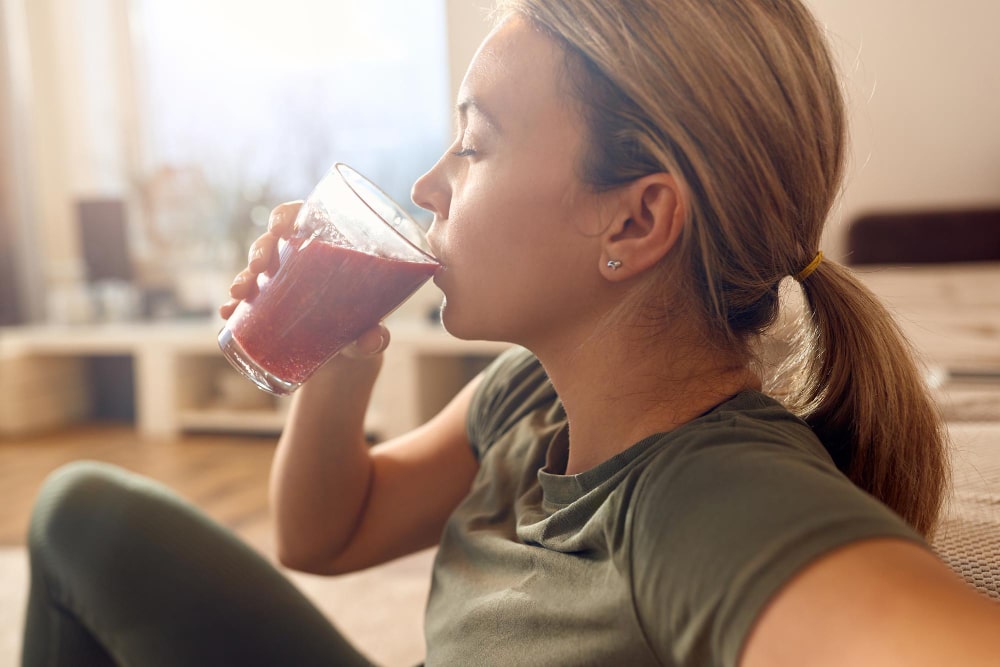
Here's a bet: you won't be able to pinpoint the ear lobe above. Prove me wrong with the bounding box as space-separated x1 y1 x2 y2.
601 173 687 280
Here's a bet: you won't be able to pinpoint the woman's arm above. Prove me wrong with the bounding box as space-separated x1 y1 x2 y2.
223 201 480 576
741 538 1000 666
270 362 480 575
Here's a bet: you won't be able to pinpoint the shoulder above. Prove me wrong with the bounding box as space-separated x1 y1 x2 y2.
466 347 560 460
636 390 849 489
631 392 850 513
627 391 922 666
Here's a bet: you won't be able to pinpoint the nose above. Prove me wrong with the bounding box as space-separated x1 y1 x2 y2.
411 156 450 221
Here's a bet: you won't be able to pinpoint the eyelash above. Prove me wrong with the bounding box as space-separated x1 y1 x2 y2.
451 147 476 158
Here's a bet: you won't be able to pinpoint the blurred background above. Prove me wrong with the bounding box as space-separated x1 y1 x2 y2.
0 0 508 438
1 0 460 325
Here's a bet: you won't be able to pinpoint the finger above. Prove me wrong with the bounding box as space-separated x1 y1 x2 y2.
247 234 276 274
218 298 239 320
342 324 390 359
228 269 259 300
268 201 304 237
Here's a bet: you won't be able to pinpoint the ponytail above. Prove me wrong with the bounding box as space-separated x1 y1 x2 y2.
778 260 948 537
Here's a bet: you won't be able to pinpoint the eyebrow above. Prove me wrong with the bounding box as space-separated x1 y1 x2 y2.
456 97 502 132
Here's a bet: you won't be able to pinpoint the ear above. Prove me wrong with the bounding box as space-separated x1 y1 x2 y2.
600 173 687 280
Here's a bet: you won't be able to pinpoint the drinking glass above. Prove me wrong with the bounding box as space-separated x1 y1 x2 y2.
218 163 439 395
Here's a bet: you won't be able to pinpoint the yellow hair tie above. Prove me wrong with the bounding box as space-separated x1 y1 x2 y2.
794 251 824 282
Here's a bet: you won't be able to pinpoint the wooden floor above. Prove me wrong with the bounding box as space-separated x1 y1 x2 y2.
0 424 279 554
0 423 434 667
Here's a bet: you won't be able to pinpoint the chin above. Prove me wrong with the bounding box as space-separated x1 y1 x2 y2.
438 299 502 343
437 299 471 339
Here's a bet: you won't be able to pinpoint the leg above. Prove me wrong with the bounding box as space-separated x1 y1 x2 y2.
22 460 377 667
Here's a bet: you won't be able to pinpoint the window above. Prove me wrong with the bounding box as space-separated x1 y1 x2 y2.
130 0 450 249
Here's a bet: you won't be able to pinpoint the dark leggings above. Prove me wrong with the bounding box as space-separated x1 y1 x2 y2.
22 460 378 667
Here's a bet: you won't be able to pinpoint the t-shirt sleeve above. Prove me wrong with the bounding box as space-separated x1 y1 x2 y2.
465 347 556 461
628 415 925 667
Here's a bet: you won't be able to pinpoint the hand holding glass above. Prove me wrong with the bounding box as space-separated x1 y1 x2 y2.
218 163 440 395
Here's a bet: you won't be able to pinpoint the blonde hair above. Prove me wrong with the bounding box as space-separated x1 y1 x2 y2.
497 0 946 536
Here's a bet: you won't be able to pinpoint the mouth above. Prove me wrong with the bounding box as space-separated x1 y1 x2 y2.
430 259 451 289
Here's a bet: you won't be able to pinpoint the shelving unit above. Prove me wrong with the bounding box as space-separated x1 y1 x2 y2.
179 407 289 434
0 318 509 440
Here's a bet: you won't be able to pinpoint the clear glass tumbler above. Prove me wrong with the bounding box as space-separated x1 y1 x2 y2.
218 163 440 395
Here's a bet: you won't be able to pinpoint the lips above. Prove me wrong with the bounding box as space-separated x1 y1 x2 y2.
425 235 446 273
432 263 449 287
429 255 450 289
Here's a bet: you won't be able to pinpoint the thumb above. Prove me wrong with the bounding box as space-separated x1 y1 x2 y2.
342 324 390 359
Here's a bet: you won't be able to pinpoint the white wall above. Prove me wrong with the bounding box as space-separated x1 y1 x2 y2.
444 1 1000 258
808 0 1000 255
444 0 495 111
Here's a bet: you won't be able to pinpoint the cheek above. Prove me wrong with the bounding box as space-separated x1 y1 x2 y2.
434 157 590 284
441 180 522 265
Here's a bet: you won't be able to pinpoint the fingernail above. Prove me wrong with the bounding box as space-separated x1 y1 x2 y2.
251 247 264 262
267 209 283 232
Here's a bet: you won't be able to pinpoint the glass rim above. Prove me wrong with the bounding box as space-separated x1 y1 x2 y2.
333 162 439 265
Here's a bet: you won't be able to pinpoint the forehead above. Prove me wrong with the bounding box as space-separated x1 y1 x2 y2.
459 18 577 134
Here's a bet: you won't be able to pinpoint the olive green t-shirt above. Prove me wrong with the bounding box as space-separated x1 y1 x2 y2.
423 348 922 667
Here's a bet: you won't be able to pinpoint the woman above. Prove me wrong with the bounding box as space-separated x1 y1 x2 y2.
23 1 1000 665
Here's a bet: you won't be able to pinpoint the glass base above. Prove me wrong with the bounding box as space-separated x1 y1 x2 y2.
218 327 301 396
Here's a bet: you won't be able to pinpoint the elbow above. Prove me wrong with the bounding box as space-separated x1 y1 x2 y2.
273 532 338 575
270 504 357 575
274 535 356 576
275 544 316 573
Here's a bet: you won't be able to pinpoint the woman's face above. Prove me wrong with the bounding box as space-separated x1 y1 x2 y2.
411 17 617 349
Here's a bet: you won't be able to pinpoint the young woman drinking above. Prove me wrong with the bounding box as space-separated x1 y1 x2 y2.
23 1 1000 665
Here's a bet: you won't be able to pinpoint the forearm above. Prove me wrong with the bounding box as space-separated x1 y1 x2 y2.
269 353 383 570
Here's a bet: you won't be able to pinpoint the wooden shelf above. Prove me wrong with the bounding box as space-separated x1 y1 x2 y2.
179 408 286 434
0 316 509 439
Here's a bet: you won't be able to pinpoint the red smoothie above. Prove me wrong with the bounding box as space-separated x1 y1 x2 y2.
230 236 437 383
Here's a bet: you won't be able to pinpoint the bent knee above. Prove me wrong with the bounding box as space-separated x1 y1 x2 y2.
28 461 140 555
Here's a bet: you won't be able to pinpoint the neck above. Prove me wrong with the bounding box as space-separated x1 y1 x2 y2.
531 316 758 476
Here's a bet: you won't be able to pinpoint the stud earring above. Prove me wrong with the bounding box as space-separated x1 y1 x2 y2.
607 260 623 271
